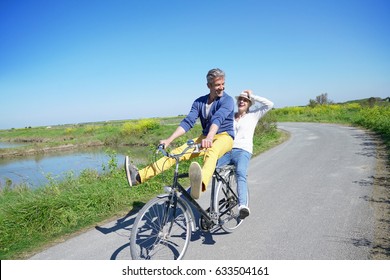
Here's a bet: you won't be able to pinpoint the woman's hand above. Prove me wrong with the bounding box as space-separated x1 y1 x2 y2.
243 89 253 98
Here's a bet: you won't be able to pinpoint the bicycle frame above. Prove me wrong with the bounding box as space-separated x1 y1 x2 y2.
156 141 239 232
130 142 242 260
169 158 216 231
158 140 222 231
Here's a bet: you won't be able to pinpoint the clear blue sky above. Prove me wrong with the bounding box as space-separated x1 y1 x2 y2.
1 0 389 129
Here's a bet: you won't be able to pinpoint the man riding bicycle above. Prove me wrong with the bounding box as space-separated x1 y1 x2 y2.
125 68 234 200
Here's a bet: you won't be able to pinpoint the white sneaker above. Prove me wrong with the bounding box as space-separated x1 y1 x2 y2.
189 162 202 199
239 205 250 219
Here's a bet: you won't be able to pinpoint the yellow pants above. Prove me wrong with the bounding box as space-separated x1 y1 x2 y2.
138 132 233 191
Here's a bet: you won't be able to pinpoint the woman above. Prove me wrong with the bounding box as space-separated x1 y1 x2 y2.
217 90 274 219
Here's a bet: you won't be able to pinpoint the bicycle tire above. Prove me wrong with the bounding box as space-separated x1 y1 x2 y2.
130 195 191 260
215 172 243 232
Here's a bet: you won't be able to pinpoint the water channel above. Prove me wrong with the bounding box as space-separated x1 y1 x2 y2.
0 144 150 189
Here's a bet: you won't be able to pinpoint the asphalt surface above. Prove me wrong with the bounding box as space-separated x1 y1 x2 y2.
30 122 377 260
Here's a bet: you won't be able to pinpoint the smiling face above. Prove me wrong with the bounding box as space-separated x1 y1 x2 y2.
207 77 225 101
237 96 251 113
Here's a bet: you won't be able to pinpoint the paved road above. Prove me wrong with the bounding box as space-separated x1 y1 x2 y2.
30 122 377 260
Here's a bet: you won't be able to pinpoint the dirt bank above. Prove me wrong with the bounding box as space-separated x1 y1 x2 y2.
370 140 390 259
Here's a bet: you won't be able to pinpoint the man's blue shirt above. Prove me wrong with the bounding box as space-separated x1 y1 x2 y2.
179 91 235 139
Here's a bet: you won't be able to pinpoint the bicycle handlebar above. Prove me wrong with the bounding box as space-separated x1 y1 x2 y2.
156 140 202 159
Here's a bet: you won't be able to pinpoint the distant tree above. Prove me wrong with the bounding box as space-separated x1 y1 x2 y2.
308 93 333 107
316 93 333 105
368 97 377 107
308 99 317 108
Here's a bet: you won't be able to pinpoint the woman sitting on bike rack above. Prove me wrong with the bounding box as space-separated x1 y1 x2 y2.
125 68 235 200
217 90 274 219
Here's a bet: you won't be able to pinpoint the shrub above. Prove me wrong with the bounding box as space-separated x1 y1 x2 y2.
121 119 160 136
65 128 75 135
84 125 98 134
355 106 390 140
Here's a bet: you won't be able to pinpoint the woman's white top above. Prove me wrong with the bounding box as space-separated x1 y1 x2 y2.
233 95 274 154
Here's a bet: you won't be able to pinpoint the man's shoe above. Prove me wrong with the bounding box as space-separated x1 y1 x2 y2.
189 162 202 199
239 205 250 219
124 156 140 187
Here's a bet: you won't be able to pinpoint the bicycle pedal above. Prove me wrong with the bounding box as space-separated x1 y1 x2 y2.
200 217 213 232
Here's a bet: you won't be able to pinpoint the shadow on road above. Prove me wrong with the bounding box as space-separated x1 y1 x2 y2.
94 198 236 259
95 201 144 235
352 129 378 158
94 201 144 260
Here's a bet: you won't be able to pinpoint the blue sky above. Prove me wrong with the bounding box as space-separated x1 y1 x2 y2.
1 0 389 129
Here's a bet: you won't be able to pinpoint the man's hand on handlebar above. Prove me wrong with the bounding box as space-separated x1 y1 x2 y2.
201 138 213 149
159 139 171 149
156 138 209 155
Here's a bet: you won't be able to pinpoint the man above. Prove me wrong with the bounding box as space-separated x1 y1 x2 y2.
125 68 234 199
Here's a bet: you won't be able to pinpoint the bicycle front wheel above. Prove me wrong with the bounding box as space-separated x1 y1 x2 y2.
215 173 243 233
130 195 191 260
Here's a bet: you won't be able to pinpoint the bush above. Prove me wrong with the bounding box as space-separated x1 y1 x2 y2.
355 106 390 141
121 119 160 136
65 128 75 135
84 125 98 134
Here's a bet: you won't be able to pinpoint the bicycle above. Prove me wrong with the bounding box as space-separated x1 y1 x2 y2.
129 140 244 260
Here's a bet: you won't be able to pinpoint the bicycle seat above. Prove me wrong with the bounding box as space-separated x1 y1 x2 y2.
215 164 235 173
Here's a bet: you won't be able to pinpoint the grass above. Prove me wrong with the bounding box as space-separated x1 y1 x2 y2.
0 162 161 259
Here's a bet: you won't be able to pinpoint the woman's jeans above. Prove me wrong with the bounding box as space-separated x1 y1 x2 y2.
217 148 252 207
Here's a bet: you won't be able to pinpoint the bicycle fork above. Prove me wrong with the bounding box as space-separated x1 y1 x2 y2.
209 175 221 223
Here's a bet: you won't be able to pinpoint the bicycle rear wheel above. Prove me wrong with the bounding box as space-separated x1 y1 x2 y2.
215 172 243 232
130 195 191 260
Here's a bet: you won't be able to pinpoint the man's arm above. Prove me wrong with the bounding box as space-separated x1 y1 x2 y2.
160 97 203 148
159 126 186 148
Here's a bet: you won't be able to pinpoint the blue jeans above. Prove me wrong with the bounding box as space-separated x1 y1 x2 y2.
217 148 252 207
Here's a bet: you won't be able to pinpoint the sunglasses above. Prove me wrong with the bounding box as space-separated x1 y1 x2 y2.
238 97 250 102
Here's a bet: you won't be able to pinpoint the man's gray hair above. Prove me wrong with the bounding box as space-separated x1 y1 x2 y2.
206 68 225 84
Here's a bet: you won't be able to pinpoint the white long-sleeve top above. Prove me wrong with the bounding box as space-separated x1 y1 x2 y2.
233 95 274 154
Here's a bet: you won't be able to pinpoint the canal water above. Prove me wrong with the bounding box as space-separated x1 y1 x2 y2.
0 142 25 149
0 145 151 189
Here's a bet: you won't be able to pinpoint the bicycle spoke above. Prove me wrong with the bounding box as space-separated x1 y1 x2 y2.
130 196 191 260
215 171 243 232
